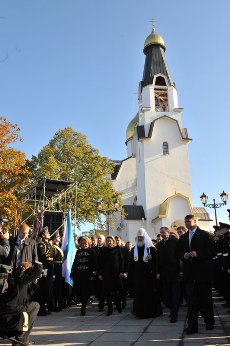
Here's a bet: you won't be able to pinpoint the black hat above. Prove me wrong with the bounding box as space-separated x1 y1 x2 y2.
219 222 230 230
213 225 220 232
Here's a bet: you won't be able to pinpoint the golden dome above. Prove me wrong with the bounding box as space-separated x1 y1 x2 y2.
126 113 139 141
144 29 165 51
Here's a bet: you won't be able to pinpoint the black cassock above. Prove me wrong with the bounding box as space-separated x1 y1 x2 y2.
130 245 161 318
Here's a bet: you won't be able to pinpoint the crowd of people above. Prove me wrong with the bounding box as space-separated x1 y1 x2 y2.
0 214 230 345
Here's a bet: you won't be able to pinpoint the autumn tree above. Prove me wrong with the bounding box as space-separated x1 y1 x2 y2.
0 117 30 230
29 127 122 227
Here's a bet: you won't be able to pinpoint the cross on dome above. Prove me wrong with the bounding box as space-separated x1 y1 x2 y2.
149 18 156 32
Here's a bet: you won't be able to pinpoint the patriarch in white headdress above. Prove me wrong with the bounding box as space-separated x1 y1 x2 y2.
134 228 155 262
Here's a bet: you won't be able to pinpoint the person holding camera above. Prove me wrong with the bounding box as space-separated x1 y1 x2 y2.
177 214 216 334
0 261 42 346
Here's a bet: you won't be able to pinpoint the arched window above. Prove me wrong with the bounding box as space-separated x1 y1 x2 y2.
155 76 167 86
163 142 169 155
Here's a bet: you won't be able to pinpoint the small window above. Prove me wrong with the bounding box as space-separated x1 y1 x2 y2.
163 142 169 155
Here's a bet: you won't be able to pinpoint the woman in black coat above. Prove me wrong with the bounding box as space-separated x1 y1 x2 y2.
71 236 97 316
98 236 124 316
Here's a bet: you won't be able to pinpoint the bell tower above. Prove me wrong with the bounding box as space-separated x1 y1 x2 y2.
125 24 193 235
112 24 199 241
139 24 180 125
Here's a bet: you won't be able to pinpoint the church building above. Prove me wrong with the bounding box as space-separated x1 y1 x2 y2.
111 26 211 243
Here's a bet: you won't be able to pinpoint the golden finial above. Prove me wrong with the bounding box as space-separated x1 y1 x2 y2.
144 18 165 51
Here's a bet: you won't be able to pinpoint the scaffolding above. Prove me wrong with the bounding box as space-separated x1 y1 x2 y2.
23 177 78 237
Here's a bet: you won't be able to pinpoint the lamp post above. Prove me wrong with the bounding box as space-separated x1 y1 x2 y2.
200 190 228 226
98 200 120 235
227 209 230 221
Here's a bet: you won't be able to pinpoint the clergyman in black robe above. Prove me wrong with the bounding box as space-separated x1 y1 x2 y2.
129 228 161 318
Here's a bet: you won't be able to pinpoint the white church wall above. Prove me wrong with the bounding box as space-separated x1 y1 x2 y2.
136 140 146 212
167 196 192 228
142 111 155 130
126 220 146 244
142 85 154 109
139 117 192 234
197 220 214 233
168 86 179 111
126 139 133 157
149 196 192 238
112 157 137 205
144 118 191 201
170 111 182 128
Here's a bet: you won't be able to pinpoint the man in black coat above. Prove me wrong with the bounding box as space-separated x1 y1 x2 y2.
219 222 230 308
177 214 216 334
94 234 105 311
35 227 54 315
115 236 131 308
156 227 180 323
8 223 38 271
0 222 11 295
0 223 10 264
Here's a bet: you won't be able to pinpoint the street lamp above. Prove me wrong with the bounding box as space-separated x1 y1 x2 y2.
227 209 230 221
98 200 120 235
200 190 228 226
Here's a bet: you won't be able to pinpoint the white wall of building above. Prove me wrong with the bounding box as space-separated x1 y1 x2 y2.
136 116 192 233
125 219 146 244
113 157 137 205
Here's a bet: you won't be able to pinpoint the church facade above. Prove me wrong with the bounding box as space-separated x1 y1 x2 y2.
111 27 211 243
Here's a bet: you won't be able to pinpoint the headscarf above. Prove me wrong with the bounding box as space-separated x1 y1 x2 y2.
134 228 154 262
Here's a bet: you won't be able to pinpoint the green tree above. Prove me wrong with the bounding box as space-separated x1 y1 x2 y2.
0 117 30 230
29 127 122 226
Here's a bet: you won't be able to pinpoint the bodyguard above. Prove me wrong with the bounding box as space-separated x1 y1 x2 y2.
219 222 230 308
177 214 216 334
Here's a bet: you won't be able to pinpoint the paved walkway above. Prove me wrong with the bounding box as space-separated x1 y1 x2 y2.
1 293 230 346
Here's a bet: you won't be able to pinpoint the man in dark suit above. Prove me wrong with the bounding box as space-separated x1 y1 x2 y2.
0 223 10 264
115 235 131 308
35 227 54 315
177 214 215 334
219 222 230 309
94 234 105 311
156 227 180 323
8 223 38 271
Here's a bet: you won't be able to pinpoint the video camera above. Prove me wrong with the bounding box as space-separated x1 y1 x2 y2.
0 216 8 224
0 216 8 229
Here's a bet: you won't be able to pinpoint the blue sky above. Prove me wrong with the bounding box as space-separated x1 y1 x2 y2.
1 0 230 224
